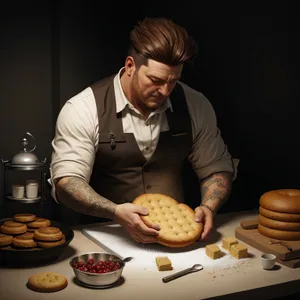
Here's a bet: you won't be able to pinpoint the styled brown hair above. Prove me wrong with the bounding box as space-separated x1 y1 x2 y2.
128 17 198 67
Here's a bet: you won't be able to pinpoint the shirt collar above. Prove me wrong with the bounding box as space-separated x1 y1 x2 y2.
113 67 173 114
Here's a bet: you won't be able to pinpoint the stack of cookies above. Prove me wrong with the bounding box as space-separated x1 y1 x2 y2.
0 213 65 249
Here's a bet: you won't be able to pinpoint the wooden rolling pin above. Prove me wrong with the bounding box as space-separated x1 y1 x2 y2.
240 219 259 230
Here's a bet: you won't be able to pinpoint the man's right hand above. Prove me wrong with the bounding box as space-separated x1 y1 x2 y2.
113 203 160 244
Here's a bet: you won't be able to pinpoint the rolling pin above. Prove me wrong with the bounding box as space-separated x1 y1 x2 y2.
240 219 259 230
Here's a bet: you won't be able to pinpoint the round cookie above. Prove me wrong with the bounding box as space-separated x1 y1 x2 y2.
37 234 66 248
1 221 27 235
259 206 300 222
14 213 36 223
27 218 51 230
133 193 203 247
13 232 37 248
34 227 63 242
0 233 13 247
27 272 68 293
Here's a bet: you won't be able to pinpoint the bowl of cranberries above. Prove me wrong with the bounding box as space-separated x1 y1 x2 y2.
69 252 125 286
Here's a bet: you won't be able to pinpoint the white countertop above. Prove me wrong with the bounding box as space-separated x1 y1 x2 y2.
0 209 299 300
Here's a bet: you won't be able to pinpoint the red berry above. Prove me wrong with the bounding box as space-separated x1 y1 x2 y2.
78 261 84 267
73 262 78 269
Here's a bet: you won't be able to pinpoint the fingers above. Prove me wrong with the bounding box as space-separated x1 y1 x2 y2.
135 205 149 216
134 204 161 231
128 225 159 244
120 203 160 244
194 207 205 223
130 214 160 243
194 206 214 241
150 223 161 231
200 216 213 241
137 220 159 236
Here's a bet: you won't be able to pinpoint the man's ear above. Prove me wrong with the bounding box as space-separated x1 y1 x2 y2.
124 56 135 77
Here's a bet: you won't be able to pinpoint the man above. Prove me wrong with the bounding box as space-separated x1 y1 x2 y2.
50 17 234 244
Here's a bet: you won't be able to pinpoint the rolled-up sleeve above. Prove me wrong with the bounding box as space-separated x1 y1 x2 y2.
50 88 98 187
182 83 234 179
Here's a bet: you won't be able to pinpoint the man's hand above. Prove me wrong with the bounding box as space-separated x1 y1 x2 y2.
194 205 214 241
196 171 233 241
113 203 160 243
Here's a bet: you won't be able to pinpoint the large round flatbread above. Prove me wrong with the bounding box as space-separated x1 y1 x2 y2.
133 194 203 247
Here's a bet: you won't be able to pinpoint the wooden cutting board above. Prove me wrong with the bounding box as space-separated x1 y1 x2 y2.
235 219 300 268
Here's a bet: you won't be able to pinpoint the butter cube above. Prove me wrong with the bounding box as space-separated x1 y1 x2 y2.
155 256 173 271
229 243 248 259
222 237 238 250
205 244 223 259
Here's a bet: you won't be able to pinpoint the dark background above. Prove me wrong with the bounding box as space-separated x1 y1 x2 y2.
1 1 299 217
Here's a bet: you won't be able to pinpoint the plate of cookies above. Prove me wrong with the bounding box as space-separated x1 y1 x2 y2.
0 213 74 266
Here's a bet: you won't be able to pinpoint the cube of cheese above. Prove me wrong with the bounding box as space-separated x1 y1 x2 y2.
229 243 248 259
155 256 173 271
205 244 223 259
222 237 238 250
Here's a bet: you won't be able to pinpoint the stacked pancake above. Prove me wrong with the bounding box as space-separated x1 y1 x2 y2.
258 189 300 241
0 213 65 249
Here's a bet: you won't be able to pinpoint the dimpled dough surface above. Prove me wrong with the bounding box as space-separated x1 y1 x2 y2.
133 194 203 247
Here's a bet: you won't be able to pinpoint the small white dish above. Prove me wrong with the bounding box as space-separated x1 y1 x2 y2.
261 253 276 270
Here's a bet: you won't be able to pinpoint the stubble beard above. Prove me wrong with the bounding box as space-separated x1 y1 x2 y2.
131 73 155 114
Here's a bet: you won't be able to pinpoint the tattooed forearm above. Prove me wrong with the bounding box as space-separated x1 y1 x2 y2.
55 176 117 219
200 171 233 210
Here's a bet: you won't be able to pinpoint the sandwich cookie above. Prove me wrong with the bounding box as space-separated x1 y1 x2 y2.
1 221 27 235
37 234 66 248
0 233 13 247
13 213 36 223
13 232 37 248
27 218 51 231
34 227 63 242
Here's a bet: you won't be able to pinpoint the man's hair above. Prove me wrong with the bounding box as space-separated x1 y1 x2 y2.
128 17 198 67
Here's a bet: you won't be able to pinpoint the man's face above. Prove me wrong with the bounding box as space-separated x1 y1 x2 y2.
131 59 183 114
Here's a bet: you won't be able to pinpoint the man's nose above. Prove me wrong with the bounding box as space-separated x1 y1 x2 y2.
159 84 172 97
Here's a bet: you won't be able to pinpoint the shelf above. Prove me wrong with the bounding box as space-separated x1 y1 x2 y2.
2 159 46 209
3 163 45 171
6 195 41 203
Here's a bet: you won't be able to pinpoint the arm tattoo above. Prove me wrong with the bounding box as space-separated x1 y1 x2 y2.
200 171 233 210
56 177 117 219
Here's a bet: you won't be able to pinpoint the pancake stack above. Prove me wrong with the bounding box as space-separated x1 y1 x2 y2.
258 189 300 241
